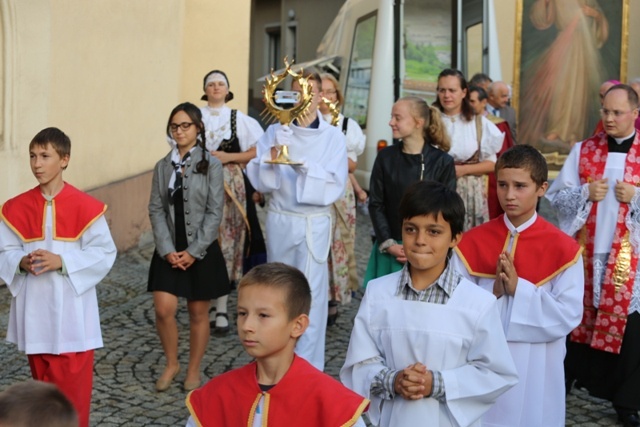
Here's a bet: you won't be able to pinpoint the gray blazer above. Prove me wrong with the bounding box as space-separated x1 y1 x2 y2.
148 146 224 260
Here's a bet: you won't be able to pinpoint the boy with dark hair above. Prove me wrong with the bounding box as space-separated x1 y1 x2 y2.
0 127 117 427
341 181 517 427
185 262 369 427
452 144 584 426
0 380 78 427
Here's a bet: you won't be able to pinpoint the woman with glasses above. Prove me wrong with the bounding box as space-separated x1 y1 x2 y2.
148 102 229 392
199 70 265 335
434 69 504 231
318 73 366 324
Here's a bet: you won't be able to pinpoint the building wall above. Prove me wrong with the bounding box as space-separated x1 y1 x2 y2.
0 0 252 250
249 0 345 108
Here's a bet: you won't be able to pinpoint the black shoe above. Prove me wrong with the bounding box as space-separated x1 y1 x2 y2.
212 313 230 335
565 377 575 396
617 411 640 427
327 300 339 327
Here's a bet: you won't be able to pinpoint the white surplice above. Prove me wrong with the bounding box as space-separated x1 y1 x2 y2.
246 113 348 370
340 272 518 427
0 206 116 355
450 214 585 427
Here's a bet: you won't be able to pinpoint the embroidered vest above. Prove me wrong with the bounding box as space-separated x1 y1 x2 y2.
217 109 240 153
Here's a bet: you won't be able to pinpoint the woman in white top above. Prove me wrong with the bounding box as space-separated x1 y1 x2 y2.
199 70 265 333
318 73 366 322
433 69 504 230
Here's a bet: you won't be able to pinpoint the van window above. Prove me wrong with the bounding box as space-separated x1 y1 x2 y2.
401 0 452 103
342 13 377 129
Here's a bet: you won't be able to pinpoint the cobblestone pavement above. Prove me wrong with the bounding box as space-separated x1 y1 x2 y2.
0 201 624 426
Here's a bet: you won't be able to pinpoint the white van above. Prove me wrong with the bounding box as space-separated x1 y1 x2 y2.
296 0 503 190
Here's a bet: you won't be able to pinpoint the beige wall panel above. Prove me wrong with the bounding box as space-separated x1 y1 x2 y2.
494 0 516 85
181 0 252 114
0 0 252 251
47 0 183 191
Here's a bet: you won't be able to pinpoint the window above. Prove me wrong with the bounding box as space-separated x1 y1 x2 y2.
465 22 483 80
266 25 281 72
343 13 377 128
401 0 453 103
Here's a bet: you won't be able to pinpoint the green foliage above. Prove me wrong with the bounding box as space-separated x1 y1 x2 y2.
354 17 377 60
404 40 449 82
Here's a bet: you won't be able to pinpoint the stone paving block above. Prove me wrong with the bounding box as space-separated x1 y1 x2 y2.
0 210 630 425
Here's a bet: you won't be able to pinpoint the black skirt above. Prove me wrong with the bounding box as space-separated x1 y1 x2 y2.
147 240 230 300
148 188 230 300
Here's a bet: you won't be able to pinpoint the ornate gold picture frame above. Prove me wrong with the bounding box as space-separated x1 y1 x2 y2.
512 0 629 170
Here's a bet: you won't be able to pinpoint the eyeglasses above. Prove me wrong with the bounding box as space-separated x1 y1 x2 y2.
170 122 195 132
600 109 637 119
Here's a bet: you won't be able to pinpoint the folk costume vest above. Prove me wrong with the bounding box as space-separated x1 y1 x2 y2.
0 183 106 242
186 356 369 427
217 109 240 153
454 215 581 286
573 131 640 354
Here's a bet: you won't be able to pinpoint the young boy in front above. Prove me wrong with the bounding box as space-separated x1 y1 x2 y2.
185 262 369 427
0 127 117 427
451 145 584 427
341 181 517 427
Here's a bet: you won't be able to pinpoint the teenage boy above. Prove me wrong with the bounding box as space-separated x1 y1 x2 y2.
246 69 348 370
185 262 369 427
451 145 584 427
341 181 517 427
0 127 117 427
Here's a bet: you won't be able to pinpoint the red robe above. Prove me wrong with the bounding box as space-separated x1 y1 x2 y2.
0 183 106 242
455 215 581 286
186 355 369 427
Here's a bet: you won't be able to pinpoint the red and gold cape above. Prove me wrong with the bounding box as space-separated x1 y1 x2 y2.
0 183 106 242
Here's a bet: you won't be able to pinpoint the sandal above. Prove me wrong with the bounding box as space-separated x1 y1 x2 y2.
327 300 339 326
212 312 230 335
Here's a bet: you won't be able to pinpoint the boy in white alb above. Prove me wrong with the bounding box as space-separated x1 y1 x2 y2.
0 128 117 427
246 70 347 370
451 145 584 426
341 181 517 427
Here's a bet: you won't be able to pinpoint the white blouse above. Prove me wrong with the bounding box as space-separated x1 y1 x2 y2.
200 105 264 152
441 113 504 163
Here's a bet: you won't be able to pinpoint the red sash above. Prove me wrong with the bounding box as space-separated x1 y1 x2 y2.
0 184 106 242
573 132 640 354
186 356 369 427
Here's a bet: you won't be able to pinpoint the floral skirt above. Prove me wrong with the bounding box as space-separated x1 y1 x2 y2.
456 174 489 231
328 180 357 304
219 163 247 283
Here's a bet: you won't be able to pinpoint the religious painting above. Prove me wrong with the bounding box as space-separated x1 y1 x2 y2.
513 0 629 169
